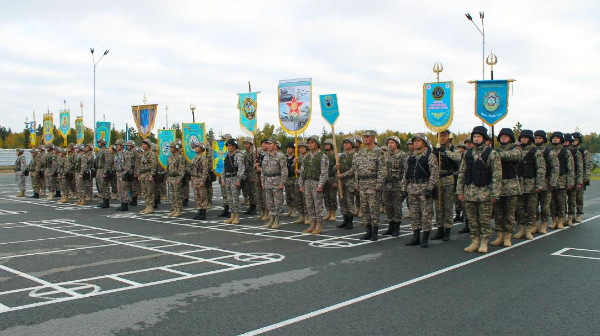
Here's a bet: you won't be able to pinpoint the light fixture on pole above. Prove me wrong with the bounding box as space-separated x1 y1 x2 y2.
165 105 169 128
464 11 485 80
190 103 196 123
80 100 84 119
91 47 110 145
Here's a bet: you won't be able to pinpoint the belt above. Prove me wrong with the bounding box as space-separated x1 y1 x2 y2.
408 178 429 184
139 169 150 174
385 179 402 183
224 173 237 177
264 173 280 177
358 174 377 180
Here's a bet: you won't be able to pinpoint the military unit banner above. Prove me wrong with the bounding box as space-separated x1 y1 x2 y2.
43 113 53 145
474 80 509 127
278 78 312 135
239 92 258 135
319 94 340 126
423 81 454 132
75 118 85 144
29 121 36 147
158 129 175 169
182 123 205 163
132 104 158 139
95 121 111 150
212 140 226 177
59 110 70 139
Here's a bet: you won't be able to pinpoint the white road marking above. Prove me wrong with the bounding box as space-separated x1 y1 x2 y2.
552 247 600 261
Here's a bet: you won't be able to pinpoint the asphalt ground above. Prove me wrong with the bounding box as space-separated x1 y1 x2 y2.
0 174 599 336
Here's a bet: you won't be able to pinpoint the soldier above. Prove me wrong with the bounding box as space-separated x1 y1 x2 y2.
455 141 467 220
548 132 574 229
353 130 384 241
284 142 302 219
110 144 118 199
43 145 57 200
165 141 186 217
222 138 245 224
28 149 42 198
402 133 439 247
431 130 462 241
37 145 47 196
114 139 133 211
95 138 114 208
58 147 73 203
564 133 584 227
490 128 522 247
75 144 91 205
84 144 95 201
55 148 67 202
335 138 357 229
571 132 592 223
353 136 363 218
322 139 339 222
379 136 407 236
218 134 233 217
66 144 77 199
190 142 210 220
14 148 27 197
457 126 502 253
261 138 287 229
299 135 328 234
138 139 158 214
293 141 310 225
242 138 258 215
153 143 165 209
254 139 269 219
534 130 559 234
128 140 140 206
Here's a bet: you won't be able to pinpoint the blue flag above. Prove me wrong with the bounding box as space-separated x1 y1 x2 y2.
239 92 258 135
423 82 453 132
182 123 205 163
158 129 175 169
475 80 509 126
319 94 340 126
95 121 111 150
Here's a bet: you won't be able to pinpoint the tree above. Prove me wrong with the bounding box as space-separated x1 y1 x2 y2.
512 121 523 138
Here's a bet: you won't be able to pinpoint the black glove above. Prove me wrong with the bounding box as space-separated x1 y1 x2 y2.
401 191 408 198
424 189 432 199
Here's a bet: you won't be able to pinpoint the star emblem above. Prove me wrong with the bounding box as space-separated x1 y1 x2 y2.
286 96 303 116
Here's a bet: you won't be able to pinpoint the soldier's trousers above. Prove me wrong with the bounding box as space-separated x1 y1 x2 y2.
221 178 229 207
323 178 338 212
45 174 56 193
383 185 404 222
16 172 26 192
465 201 493 239
224 178 240 213
192 177 209 209
265 187 284 216
567 188 577 216
160 181 167 199
576 188 584 215
168 178 182 208
516 193 538 227
550 188 567 218
40 173 46 192
284 178 302 210
182 180 190 201
355 192 361 212
208 184 213 205
131 179 141 197
68 176 76 196
537 190 552 222
359 187 380 227
116 173 130 203
408 193 432 231
493 195 518 232
455 197 462 213
59 177 69 196
97 169 111 199
303 180 324 223
31 173 40 194
110 176 117 195
434 184 455 228
252 179 262 209
76 176 87 198
338 180 356 216
140 176 154 207
243 178 256 205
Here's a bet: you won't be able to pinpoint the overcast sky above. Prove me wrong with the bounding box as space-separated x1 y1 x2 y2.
1 0 599 137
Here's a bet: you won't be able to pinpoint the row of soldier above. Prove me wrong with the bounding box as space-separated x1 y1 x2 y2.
12 127 592 252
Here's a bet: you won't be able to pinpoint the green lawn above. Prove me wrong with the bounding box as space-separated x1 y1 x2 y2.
592 167 600 181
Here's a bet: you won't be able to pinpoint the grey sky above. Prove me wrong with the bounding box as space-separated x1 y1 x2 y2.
1 0 599 137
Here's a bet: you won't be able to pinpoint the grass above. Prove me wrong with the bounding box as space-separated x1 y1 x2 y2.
592 168 600 181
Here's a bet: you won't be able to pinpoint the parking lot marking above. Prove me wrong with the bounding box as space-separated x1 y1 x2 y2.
552 247 600 261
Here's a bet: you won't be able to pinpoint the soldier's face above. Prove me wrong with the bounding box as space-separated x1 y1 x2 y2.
308 140 318 150
363 135 374 145
387 140 398 151
552 137 561 145
413 139 425 150
170 147 177 154
499 134 511 144
439 132 449 145
535 136 544 145
458 147 466 153
227 144 236 152
343 142 353 150
244 142 251 150
142 143 150 151
261 143 268 150
408 144 414 151
573 139 580 146
472 134 484 145
194 146 202 153
324 144 333 151
563 141 571 147
286 147 294 155
299 147 307 154
520 137 530 145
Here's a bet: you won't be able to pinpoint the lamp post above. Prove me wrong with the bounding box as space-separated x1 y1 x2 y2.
91 47 109 145
165 105 169 128
190 103 196 123
465 12 485 80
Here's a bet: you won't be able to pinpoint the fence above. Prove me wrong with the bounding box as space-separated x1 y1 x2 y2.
0 149 33 168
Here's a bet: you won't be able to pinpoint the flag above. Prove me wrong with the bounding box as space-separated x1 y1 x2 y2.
239 92 258 135
423 81 453 132
43 113 54 145
278 78 312 136
95 121 111 150
132 104 158 139
158 129 175 169
182 123 206 162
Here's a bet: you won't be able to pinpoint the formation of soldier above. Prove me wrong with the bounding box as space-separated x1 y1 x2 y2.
14 127 593 252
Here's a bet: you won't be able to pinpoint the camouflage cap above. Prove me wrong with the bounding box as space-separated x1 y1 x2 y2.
324 139 334 146
97 138 106 145
342 137 356 147
380 145 388 151
15 148 23 153
363 130 376 137
265 137 276 144
306 135 320 145
298 141 308 148
85 143 93 149
220 133 232 140
31 148 38 154
407 138 413 145
276 141 281 148
115 139 125 146
464 138 473 144
47 144 54 150
193 141 206 150
456 141 467 149
68 143 75 149
411 133 429 144
141 138 153 146
39 145 46 150
169 141 180 149
126 140 136 146
354 136 363 144
243 137 253 144
386 136 401 146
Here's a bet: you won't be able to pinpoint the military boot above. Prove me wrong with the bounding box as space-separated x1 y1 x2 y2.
100 199 110 208
293 213 305 224
130 197 138 206
431 227 444 240
328 211 336 222
198 209 206 220
531 222 538 234
478 238 489 253
171 207 182 218
271 216 280 229
539 221 548 234
30 192 39 198
232 213 240 224
382 221 394 235
303 221 316 234
304 215 310 225
405 229 420 246
139 205 149 214
490 232 504 246
17 190 25 197
503 232 512 247
145 204 154 214
392 221 401 237
312 221 323 234
244 204 257 215
575 214 583 223
549 217 558 229
454 211 462 222
323 210 332 221
567 215 574 227
420 230 430 248
513 226 525 239
260 209 270 220
525 226 534 240
370 226 378 241
224 213 235 224
361 225 373 240
458 219 470 234
284 207 295 217
263 215 275 228
443 227 451 241
46 194 54 201
289 207 297 217
464 237 480 252
219 205 229 217
557 217 565 229
346 215 354 230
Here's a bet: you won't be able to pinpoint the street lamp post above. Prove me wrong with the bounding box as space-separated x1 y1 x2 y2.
190 103 196 123
465 12 485 80
165 105 169 128
90 48 109 145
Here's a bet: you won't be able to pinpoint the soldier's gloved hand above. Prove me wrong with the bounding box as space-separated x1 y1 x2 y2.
401 191 408 198
424 189 432 199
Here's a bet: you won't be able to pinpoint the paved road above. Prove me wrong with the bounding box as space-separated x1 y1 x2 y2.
0 175 598 336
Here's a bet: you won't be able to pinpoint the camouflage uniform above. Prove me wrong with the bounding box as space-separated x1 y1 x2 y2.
284 150 303 215
75 145 91 202
44 147 58 197
95 141 114 203
353 134 384 230
223 143 245 215
382 141 408 224
572 132 592 220
296 148 308 218
261 146 287 219
29 150 43 196
166 142 187 215
549 136 575 224
493 141 522 234
14 149 27 194
114 141 134 205
67 145 77 198
299 136 329 233
58 149 72 202
190 144 209 211
84 147 95 200
138 141 158 213
130 143 142 201
323 141 339 216
432 142 462 230
565 138 584 224
515 138 546 237
338 142 357 219
242 140 259 213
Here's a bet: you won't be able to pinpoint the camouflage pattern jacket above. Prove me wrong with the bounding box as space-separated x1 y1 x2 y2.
382 150 408 191
352 145 384 191
519 144 546 193
299 150 329 189
260 151 286 188
495 144 522 196
457 144 502 202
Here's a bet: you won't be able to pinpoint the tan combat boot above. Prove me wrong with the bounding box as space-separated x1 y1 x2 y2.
303 221 316 233
232 213 240 224
145 204 154 214
575 214 583 223
171 207 182 218
73 197 81 205
531 222 538 234
328 211 336 222
323 210 332 221
557 217 565 229
139 205 149 214
46 194 54 201
503 233 512 247
490 232 504 246
478 238 489 253
262 215 274 228
304 216 310 225
549 217 558 229
567 215 574 227
17 190 25 197
224 213 235 224
289 207 297 218
293 213 305 224
539 221 548 234
260 209 270 220
284 207 294 217
271 216 280 229
464 237 480 252
525 226 534 240
312 221 323 234
513 226 525 239
79 197 87 205
59 195 68 203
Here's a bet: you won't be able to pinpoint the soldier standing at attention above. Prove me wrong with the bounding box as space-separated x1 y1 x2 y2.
75 144 91 205
222 138 245 224
293 141 310 225
127 141 140 206
242 138 259 216
490 128 522 247
284 142 302 219
55 149 67 201
95 138 114 209
381 136 407 237
254 139 269 220
534 130 558 234
571 132 592 223
66 144 77 199
457 126 502 253
190 142 209 220
29 149 42 198
261 138 287 229
58 148 72 203
548 132 574 229
166 141 186 217
402 133 439 247
43 145 57 200
84 144 95 202
299 135 329 234
563 133 583 227
14 148 27 197
353 131 384 241
335 138 357 229
138 139 157 214
353 136 363 219
322 139 339 222
114 139 133 211
218 134 233 217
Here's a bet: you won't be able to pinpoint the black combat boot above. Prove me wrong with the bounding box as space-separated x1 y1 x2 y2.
130 197 138 206
345 215 354 229
198 209 206 220
154 198 159 209
443 227 451 241
54 190 61 198
116 203 128 211
458 219 470 234
382 221 394 235
337 215 348 228
420 230 430 248
30 192 39 199
370 226 379 241
431 227 444 240
405 229 421 246
391 220 401 237
100 198 110 208
183 199 189 206
361 225 372 240
193 209 202 220
219 205 229 217
244 204 257 215
454 211 462 222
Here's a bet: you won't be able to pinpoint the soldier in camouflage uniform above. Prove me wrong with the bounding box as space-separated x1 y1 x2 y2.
95 138 114 208
261 138 287 229
335 138 357 229
218 134 233 217
548 132 575 229
299 135 329 234
490 128 522 247
322 139 339 222
74 144 90 205
353 130 384 241
138 139 158 214
14 148 27 197
353 136 363 218
114 139 133 211
457 126 502 253
110 144 118 199
55 148 67 202
66 144 77 199
564 133 584 227
84 144 95 201
166 141 186 217
293 141 310 224
190 142 209 220
37 146 47 196
28 149 42 198
571 132 592 223
534 130 559 234
128 141 141 206
402 133 439 248
222 138 245 224
58 148 73 203
242 138 259 215
381 136 407 237
431 130 462 241
284 142 302 219
43 145 58 200
153 143 166 209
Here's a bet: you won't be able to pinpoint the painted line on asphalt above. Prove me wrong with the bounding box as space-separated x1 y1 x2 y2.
238 214 600 336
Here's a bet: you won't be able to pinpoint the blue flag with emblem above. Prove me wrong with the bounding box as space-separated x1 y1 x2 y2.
132 104 158 139
212 140 226 177
43 113 53 145
59 110 70 140
75 117 84 144
95 121 111 150
475 80 509 127
158 129 175 169
319 94 339 126
423 82 453 132
182 123 205 163
239 92 258 135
